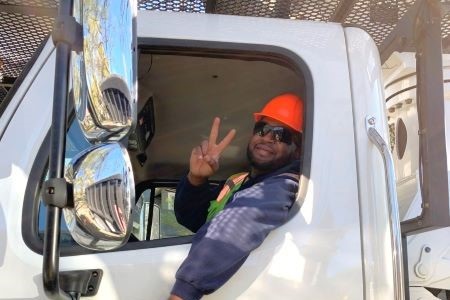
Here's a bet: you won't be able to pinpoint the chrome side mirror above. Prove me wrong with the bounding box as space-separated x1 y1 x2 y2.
64 143 135 250
42 1 137 298
66 0 137 250
72 0 137 142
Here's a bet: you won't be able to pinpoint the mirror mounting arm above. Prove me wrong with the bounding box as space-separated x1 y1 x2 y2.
52 14 82 53
42 178 74 208
43 0 77 299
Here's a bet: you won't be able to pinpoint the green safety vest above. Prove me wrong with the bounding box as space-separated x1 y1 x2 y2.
206 171 300 222
207 172 249 221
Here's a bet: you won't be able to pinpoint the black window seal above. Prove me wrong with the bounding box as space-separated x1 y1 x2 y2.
22 38 314 256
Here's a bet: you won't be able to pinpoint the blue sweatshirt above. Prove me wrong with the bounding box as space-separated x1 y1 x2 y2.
172 160 300 300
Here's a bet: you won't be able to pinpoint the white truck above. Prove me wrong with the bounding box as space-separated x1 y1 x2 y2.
0 0 449 299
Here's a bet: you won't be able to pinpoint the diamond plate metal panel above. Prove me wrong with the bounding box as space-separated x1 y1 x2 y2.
0 12 53 78
0 0 57 6
290 0 340 22
138 0 206 12
344 0 414 45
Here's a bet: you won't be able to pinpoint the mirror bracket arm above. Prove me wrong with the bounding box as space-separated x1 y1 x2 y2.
52 15 83 53
42 178 74 208
59 269 103 298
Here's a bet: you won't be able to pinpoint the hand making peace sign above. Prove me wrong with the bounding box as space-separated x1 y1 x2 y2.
188 117 236 186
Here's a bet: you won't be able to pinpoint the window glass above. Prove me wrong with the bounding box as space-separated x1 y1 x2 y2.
156 188 192 239
132 189 151 241
132 187 192 241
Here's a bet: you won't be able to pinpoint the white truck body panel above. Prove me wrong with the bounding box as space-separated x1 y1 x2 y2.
0 41 55 298
345 27 396 300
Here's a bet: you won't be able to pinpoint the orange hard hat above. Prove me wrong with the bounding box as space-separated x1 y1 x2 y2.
254 93 304 133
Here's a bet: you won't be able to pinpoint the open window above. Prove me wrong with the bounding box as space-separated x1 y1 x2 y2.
25 45 310 255
126 49 307 242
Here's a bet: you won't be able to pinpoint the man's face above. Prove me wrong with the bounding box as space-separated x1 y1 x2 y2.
247 117 299 174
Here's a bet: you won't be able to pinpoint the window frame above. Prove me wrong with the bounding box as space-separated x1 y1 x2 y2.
22 39 314 256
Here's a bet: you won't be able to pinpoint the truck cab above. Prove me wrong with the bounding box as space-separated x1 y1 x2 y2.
0 4 448 300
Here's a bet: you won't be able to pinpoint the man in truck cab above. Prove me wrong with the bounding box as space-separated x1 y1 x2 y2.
169 93 304 300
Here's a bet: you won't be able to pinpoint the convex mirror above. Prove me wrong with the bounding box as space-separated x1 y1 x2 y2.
64 143 135 250
72 0 137 142
66 0 137 250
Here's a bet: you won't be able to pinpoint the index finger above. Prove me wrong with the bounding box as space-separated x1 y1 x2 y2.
208 117 220 146
217 128 236 152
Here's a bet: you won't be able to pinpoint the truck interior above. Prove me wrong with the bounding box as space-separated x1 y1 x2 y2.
129 49 307 241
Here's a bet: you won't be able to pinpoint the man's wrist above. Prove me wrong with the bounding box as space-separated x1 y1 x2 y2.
171 278 203 300
187 172 207 186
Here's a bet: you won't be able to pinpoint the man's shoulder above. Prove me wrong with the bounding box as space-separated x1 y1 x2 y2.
272 160 301 178
256 164 300 188
275 172 300 181
257 160 300 185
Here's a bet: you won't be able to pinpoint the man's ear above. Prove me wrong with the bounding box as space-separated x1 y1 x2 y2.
290 141 302 160
292 133 302 160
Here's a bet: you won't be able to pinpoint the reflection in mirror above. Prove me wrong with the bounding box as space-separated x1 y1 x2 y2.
72 0 137 142
64 143 135 250
132 190 151 241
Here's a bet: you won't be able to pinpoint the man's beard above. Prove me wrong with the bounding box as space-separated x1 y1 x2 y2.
246 145 292 173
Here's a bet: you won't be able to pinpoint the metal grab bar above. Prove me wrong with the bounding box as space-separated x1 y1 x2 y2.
365 116 405 300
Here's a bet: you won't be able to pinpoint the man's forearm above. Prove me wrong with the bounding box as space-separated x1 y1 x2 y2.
173 175 298 299
174 175 221 232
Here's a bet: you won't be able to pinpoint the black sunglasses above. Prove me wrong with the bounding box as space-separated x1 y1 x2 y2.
253 121 294 145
